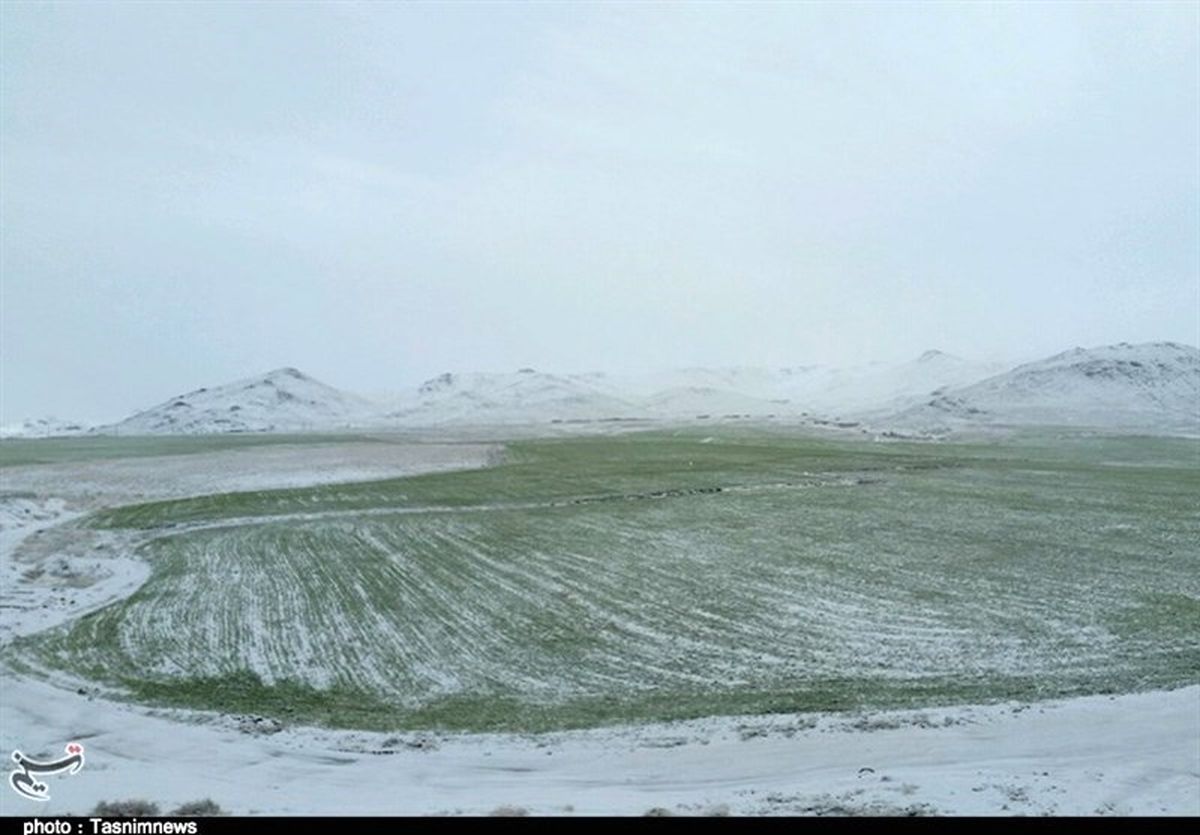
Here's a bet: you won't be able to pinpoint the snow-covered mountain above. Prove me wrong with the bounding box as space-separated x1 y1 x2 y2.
774 350 1006 417
640 386 785 419
889 342 1200 432
381 352 1000 426
104 368 376 435
387 369 644 425
0 416 90 439
84 343 1198 436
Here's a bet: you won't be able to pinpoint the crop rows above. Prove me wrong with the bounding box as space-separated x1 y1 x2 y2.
13 430 1200 731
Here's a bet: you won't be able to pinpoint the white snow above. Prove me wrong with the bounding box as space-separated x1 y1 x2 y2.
385 369 644 426
2 441 500 507
0 498 147 646
889 342 1200 433
2 659 1196 816
66 342 1198 437
384 352 1005 427
102 368 376 435
0 418 90 440
803 350 1007 416
640 386 783 419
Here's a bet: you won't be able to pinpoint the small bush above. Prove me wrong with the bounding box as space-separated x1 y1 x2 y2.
91 799 160 817
171 799 225 816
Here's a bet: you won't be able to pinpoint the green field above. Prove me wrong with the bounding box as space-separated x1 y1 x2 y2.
0 432 384 469
10 429 1200 732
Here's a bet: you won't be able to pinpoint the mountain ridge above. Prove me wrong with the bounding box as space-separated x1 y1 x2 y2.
890 341 1199 433
7 342 1193 438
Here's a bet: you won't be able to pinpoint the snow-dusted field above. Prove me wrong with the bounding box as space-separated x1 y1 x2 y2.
1 432 1197 816
0 437 500 507
2 666 1195 816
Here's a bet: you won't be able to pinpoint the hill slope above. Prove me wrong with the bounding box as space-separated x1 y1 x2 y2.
776 350 1004 416
387 369 645 425
105 368 375 434
0 417 91 439
889 342 1200 432
93 344 1197 435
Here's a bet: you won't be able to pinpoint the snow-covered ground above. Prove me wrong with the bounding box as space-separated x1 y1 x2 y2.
2 666 1196 817
0 440 500 508
0 441 498 648
1 440 1196 816
0 497 146 646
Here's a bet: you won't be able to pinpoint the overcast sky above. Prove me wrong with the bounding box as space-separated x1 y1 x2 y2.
2 1 1197 422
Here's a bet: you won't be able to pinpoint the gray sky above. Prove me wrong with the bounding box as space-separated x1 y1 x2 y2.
2 1 1197 422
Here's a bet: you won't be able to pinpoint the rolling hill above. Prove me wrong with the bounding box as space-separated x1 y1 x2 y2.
105 367 375 435
889 342 1200 433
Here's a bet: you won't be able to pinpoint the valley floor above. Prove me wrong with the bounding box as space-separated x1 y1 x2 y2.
1 432 1196 816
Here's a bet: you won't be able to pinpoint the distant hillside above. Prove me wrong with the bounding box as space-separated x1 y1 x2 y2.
0 416 90 439
88 343 1198 436
387 369 644 425
888 342 1200 433
104 368 375 434
776 350 1005 416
